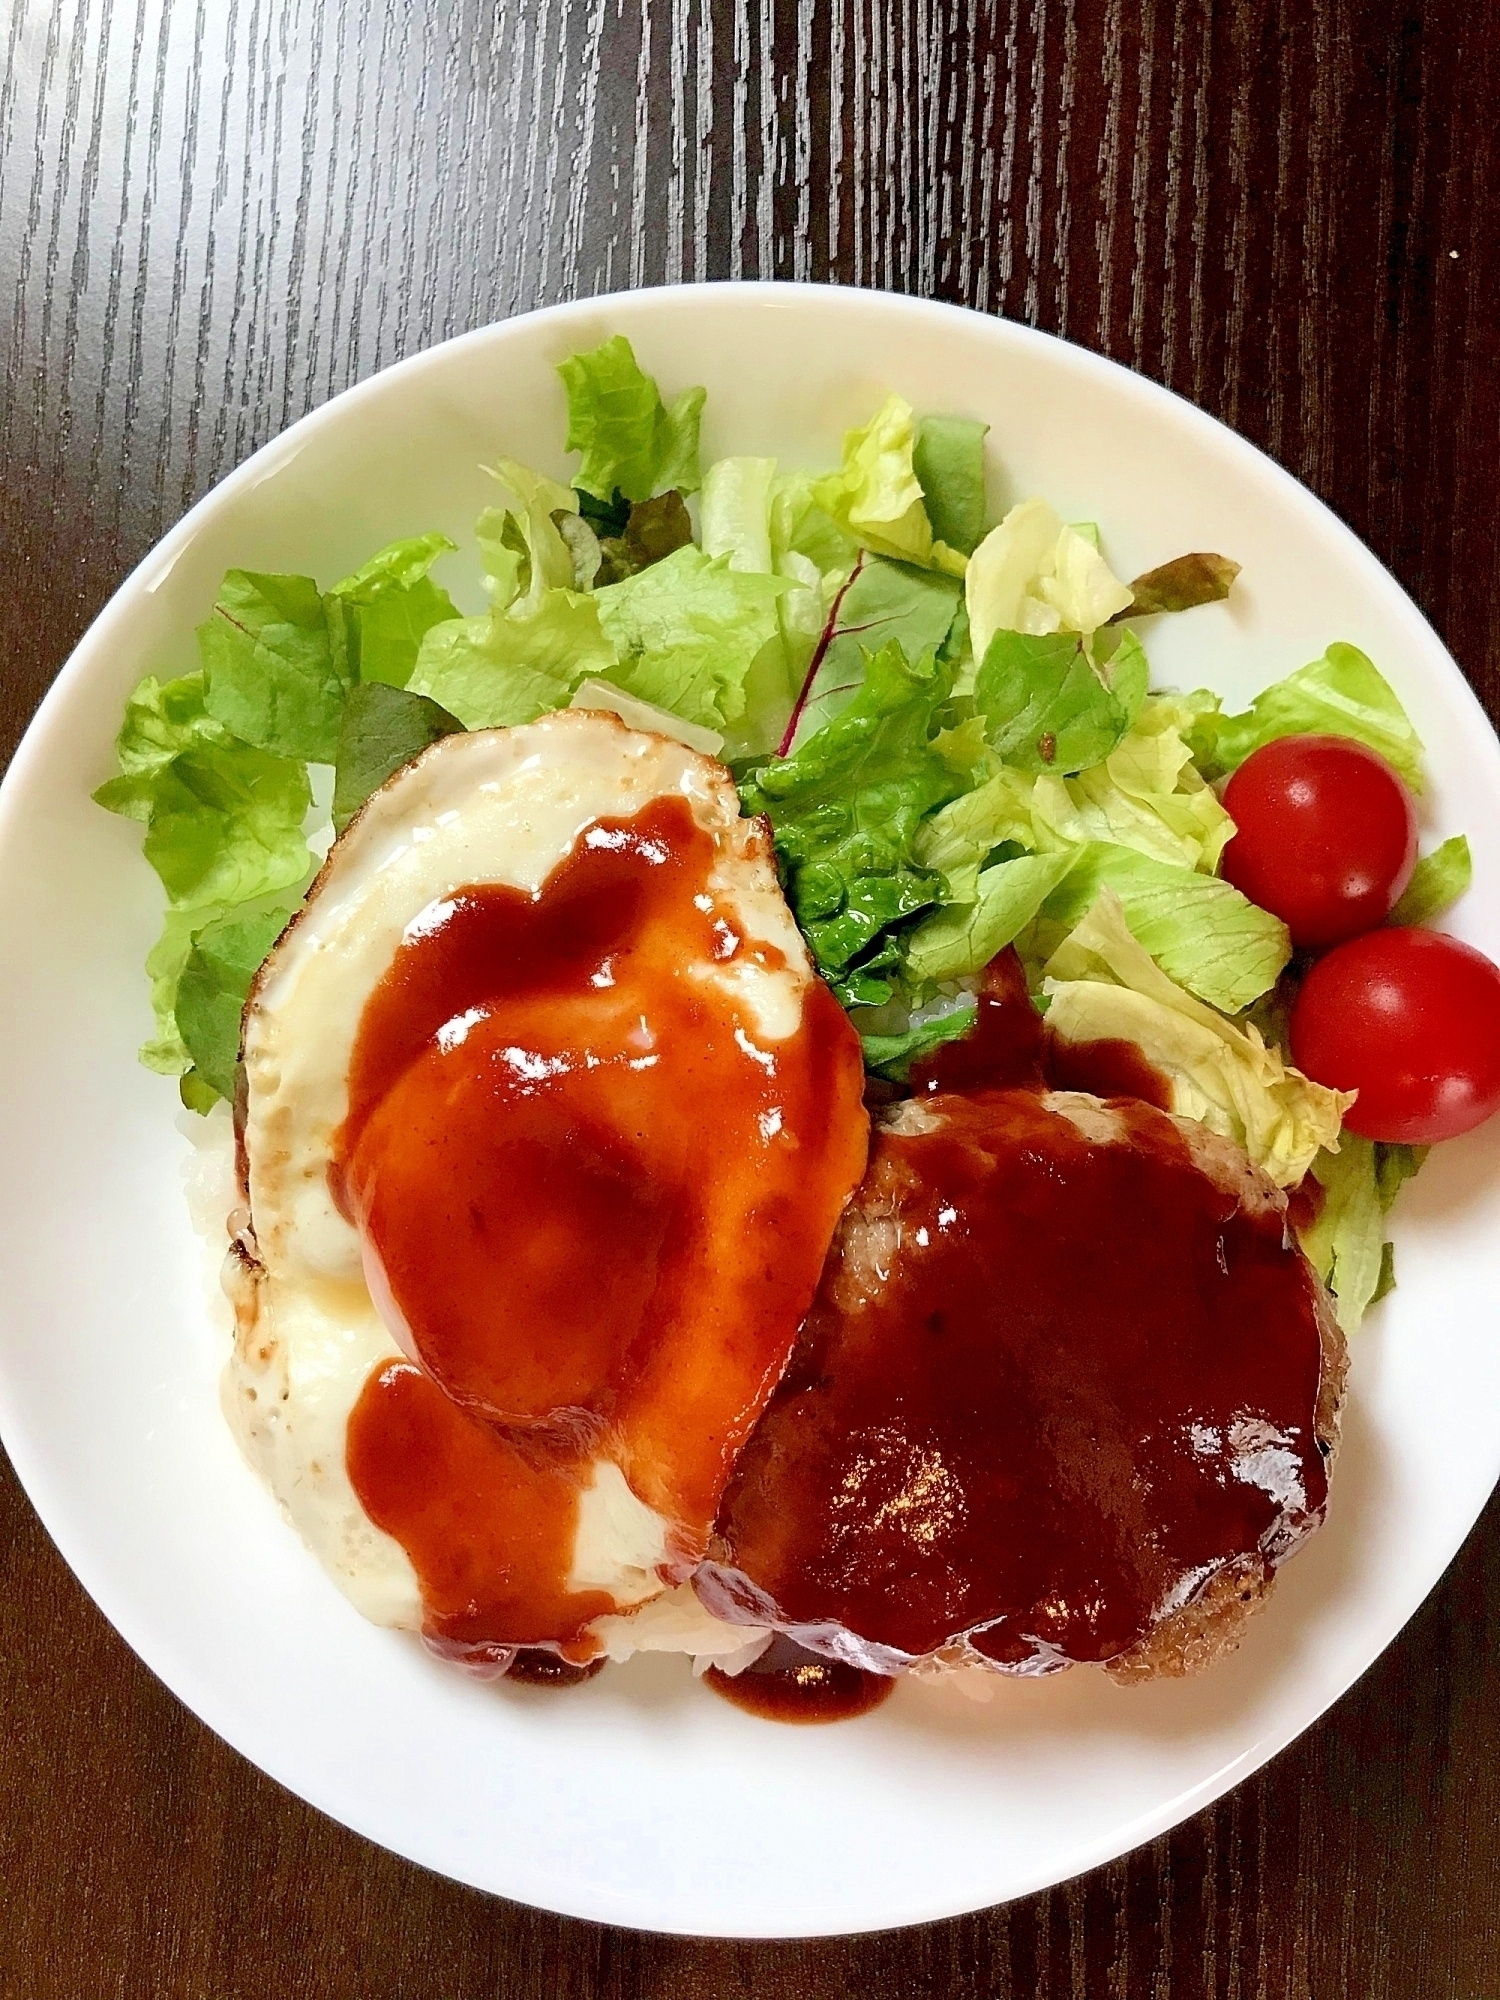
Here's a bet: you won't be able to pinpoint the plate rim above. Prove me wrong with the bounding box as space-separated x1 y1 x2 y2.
2 278 1498 1938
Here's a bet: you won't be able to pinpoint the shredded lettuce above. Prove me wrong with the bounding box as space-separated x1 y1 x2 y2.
1041 892 1349 1185
557 335 706 503
1390 835 1471 927
1194 642 1425 789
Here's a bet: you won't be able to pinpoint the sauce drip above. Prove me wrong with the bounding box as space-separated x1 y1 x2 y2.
507 1650 607 1687
704 1636 894 1723
341 794 868 1653
910 946 1172 1108
707 1084 1332 1670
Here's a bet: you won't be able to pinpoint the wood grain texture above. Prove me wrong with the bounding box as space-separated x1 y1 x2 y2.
3 0 1499 1992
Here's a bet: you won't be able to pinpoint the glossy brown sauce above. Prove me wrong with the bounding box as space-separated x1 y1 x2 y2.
341 794 868 1654
706 1077 1331 1671
506 1650 608 1687
704 1635 894 1723
909 946 1172 1108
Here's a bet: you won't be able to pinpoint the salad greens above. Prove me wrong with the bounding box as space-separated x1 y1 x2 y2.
96 330 1466 1331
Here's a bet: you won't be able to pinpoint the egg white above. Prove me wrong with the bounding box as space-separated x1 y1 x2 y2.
224 711 801 1664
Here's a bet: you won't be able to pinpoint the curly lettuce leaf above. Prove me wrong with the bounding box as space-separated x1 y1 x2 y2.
332 682 465 832
594 545 789 732
409 588 614 729
740 638 964 1005
558 335 705 503
326 533 460 690
92 672 234 820
175 905 298 1103
139 743 312 911
195 571 353 764
966 498 1133 660
1390 835 1472 927
1041 891 1349 1185
769 470 860 577
138 908 202 1074
813 394 963 574
1194 643 1425 790
912 415 988 556
486 459 584 606
975 629 1141 776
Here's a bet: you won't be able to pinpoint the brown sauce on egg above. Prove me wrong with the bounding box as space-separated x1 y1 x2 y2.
340 795 868 1655
704 1636 894 1723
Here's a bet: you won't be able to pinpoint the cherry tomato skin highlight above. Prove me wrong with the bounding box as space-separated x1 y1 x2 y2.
1290 927 1500 1144
1221 735 1418 949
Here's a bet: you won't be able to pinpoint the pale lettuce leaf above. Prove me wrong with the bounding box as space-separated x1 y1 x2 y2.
1195 643 1425 790
1042 841 1291 1014
1041 890 1349 1185
1389 835 1471 927
904 850 1076 986
813 394 963 573
966 498 1132 661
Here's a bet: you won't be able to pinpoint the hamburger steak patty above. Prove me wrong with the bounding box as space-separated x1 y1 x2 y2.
696 1089 1346 1680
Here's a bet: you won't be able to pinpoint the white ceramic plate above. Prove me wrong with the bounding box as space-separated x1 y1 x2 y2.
2 283 1498 1939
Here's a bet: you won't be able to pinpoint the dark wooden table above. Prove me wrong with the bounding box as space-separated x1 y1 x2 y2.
4 2 1499 1993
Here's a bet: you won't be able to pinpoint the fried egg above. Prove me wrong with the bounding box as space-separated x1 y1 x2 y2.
223 709 869 1667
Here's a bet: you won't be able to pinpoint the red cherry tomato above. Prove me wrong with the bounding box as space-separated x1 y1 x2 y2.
1221 735 1418 949
1289 927 1500 1143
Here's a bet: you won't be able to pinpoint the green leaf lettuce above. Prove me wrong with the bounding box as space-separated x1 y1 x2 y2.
558 335 706 502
